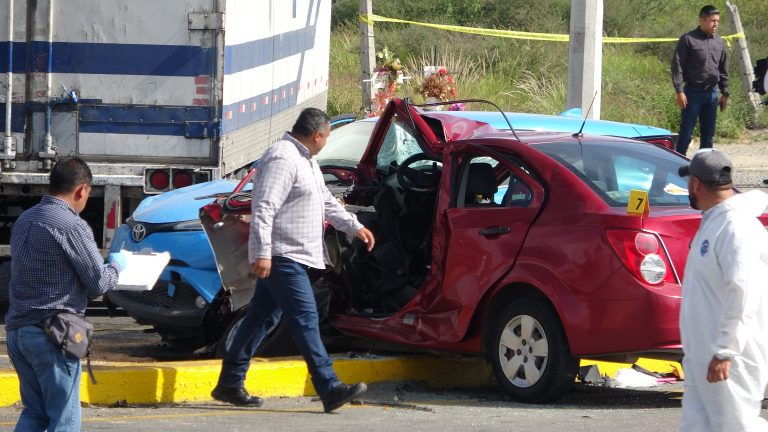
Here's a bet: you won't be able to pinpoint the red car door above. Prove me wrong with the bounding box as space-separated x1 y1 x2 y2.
422 144 545 341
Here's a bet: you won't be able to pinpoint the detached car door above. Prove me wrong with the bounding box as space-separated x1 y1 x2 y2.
434 144 545 337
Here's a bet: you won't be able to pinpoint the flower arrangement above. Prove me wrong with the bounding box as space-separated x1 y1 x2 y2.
418 67 457 101
371 46 403 115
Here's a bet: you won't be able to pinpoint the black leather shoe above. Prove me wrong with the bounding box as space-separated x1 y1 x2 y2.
321 382 367 413
211 386 264 407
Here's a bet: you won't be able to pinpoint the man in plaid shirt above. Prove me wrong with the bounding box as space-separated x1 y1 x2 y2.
212 108 375 413
5 157 125 431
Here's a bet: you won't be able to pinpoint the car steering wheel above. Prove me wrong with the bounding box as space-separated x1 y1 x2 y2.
396 153 440 193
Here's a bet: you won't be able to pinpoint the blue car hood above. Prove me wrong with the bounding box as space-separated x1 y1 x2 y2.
132 179 247 223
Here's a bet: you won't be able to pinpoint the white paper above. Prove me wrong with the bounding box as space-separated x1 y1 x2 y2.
115 250 171 291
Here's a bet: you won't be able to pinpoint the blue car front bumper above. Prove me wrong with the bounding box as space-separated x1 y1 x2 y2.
105 223 223 330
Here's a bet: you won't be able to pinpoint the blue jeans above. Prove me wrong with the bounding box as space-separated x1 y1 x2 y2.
676 86 719 155
217 256 341 397
6 326 82 432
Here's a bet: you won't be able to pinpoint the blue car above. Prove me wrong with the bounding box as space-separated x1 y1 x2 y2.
104 106 675 356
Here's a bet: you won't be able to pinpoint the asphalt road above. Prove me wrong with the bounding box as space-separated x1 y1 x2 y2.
1 380 766 432
2 316 768 432
0 381 691 432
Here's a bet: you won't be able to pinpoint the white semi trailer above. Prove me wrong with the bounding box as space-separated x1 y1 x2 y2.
0 0 332 309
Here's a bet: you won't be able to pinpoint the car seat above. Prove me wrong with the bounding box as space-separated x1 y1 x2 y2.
465 163 499 207
502 176 533 207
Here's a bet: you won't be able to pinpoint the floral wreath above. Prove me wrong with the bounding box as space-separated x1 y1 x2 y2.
418 67 457 102
371 46 403 115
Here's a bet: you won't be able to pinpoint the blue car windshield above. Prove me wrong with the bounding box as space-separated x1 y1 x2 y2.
537 141 691 207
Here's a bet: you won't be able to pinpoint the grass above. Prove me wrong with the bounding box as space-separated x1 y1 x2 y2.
328 0 768 139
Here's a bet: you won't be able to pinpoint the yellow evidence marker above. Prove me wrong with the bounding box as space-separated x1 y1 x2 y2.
627 189 650 215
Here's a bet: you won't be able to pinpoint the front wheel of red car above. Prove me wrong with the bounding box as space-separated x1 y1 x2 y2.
488 299 578 404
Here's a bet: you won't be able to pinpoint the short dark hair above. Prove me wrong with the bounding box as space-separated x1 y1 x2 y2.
49 157 93 195
291 108 330 137
699 5 720 17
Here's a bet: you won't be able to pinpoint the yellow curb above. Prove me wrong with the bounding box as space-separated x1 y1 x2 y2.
0 356 682 407
0 355 494 407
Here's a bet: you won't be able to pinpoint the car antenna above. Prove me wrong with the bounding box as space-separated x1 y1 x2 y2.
573 91 599 139
453 98 522 142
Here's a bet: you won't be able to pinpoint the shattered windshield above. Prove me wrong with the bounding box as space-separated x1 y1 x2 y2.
376 115 422 169
316 116 423 170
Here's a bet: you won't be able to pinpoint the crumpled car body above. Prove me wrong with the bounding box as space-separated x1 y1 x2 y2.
200 99 738 403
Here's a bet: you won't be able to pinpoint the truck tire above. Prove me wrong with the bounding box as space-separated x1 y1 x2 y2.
487 298 578 404
0 261 10 322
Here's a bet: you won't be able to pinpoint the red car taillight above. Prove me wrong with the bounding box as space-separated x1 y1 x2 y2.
606 229 675 285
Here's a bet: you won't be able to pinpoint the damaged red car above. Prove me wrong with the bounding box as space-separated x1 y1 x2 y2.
201 99 697 403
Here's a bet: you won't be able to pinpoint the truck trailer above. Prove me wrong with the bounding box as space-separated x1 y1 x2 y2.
0 0 331 309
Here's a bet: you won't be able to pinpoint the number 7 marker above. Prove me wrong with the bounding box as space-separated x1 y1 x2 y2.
627 189 650 216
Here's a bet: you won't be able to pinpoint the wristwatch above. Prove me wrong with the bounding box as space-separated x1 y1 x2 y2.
722 92 730 97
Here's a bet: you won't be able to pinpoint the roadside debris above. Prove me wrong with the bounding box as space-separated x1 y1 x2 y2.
351 400 434 412
578 363 680 388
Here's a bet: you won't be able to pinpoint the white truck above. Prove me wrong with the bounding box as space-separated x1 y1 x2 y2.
0 0 331 309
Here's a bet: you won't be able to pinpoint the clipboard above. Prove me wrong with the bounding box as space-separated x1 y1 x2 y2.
115 250 171 291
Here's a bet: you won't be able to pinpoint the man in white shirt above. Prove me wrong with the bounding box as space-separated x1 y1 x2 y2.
211 108 376 413
678 149 768 431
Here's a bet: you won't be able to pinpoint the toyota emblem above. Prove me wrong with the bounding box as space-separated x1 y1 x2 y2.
131 224 147 242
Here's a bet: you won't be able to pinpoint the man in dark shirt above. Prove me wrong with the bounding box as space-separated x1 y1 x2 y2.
671 5 729 156
5 157 125 431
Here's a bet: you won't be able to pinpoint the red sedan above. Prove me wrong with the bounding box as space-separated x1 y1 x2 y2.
203 99 709 403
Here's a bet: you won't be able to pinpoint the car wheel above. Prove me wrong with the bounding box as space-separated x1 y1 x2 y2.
488 299 578 404
0 261 10 322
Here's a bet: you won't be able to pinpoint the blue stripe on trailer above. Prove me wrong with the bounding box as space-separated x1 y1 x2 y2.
220 82 300 134
1 103 216 136
78 105 216 138
223 25 317 75
0 42 25 74
0 103 27 134
0 41 214 76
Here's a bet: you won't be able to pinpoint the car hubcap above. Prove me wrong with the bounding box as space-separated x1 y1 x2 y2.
498 314 549 388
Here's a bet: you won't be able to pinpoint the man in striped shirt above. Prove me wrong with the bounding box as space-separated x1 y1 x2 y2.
212 108 376 413
5 157 125 431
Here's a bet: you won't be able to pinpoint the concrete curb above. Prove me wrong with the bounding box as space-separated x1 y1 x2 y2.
0 355 681 407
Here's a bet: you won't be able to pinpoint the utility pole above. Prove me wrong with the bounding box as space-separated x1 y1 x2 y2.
725 1 762 115
359 0 375 113
566 0 603 119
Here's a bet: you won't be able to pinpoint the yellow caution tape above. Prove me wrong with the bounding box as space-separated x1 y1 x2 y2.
360 14 745 44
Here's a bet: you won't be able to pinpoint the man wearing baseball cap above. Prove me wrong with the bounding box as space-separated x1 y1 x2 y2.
677 149 768 431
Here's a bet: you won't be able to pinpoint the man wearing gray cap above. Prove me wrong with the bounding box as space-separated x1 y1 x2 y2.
678 149 768 431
